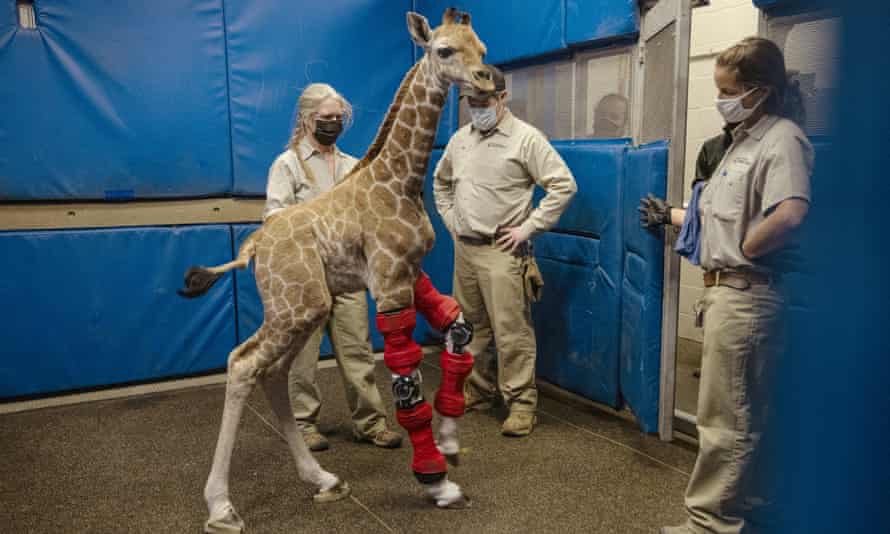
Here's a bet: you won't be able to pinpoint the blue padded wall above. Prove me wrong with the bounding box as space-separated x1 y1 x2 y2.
620 141 668 432
534 233 620 407
226 0 414 195
415 0 565 66
565 0 639 46
0 226 236 398
532 139 629 408
0 1 232 200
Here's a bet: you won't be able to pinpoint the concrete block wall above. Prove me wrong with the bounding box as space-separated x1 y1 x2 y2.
679 0 760 342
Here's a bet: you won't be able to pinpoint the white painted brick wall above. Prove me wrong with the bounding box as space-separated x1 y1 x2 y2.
679 0 759 342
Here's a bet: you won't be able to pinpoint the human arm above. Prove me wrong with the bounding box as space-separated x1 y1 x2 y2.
742 198 809 259
264 156 301 218
499 134 577 252
432 143 458 233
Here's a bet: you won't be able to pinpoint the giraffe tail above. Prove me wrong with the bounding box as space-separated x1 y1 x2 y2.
177 230 259 299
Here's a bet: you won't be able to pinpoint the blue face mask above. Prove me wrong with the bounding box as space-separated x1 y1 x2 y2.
468 105 498 132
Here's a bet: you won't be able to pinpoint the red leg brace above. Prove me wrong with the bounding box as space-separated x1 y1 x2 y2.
435 349 474 417
396 403 446 478
414 271 460 331
376 308 447 481
375 308 422 376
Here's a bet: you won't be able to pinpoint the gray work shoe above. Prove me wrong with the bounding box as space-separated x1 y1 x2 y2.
299 425 330 452
501 411 536 437
355 427 403 449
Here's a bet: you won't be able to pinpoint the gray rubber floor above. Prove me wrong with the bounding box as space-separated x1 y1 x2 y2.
0 351 696 533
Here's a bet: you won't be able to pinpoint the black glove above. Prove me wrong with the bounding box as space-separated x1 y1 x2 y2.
638 194 672 228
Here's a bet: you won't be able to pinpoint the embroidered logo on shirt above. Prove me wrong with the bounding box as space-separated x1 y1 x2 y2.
487 142 507 149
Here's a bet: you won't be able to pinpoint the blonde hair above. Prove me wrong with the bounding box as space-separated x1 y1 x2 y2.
287 83 354 151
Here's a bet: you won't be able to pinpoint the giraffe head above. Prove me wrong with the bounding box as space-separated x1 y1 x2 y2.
406 8 493 94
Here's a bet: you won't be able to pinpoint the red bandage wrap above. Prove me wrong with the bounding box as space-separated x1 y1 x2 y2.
413 271 461 332
376 309 422 376
396 402 447 475
435 349 475 417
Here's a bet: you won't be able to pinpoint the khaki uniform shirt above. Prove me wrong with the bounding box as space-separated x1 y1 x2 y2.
699 115 814 273
433 110 577 239
264 137 358 219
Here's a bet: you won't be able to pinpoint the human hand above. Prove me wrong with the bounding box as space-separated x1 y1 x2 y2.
496 226 531 253
638 194 672 228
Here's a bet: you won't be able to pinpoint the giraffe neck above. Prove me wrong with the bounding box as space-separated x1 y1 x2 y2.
367 55 449 197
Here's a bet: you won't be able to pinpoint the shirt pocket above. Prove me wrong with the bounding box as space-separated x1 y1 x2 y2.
711 157 751 221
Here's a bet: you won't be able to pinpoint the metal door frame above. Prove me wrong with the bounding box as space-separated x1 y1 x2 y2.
632 0 694 441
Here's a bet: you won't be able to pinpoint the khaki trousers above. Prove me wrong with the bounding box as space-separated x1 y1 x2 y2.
684 283 785 534
288 290 388 438
454 239 538 413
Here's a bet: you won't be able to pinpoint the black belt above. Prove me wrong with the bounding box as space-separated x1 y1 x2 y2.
457 234 496 246
458 234 532 257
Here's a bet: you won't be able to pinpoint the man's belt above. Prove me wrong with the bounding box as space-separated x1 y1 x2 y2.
458 234 532 257
457 234 496 246
703 269 774 290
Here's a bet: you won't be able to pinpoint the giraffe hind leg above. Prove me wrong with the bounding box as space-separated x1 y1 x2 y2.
203 339 259 534
260 365 350 504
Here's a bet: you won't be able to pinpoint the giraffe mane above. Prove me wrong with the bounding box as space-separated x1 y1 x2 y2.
349 61 422 175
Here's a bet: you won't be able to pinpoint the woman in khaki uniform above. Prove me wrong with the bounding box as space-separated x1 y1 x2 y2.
264 83 401 452
642 38 812 534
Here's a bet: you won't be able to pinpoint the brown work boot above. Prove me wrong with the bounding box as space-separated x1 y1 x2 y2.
464 385 494 412
355 427 403 449
501 411 536 437
299 425 329 452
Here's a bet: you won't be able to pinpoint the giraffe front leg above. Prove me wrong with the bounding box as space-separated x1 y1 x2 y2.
376 307 470 509
412 272 475 466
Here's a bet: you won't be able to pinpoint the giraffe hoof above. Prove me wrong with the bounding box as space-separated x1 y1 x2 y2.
444 453 460 467
436 493 472 510
313 480 351 503
204 506 244 533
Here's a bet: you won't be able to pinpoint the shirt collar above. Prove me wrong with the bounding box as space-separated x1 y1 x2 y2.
471 109 515 138
298 136 340 161
733 114 778 141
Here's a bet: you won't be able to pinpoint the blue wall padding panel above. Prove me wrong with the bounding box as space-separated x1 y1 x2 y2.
416 0 565 65
531 140 629 408
0 1 232 200
226 0 414 195
533 233 621 407
0 226 236 398
619 141 668 432
544 139 630 237
565 0 639 46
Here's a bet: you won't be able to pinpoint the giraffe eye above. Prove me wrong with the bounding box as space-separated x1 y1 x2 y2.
437 47 455 59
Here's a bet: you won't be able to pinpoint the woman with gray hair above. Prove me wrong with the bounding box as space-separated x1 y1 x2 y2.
264 83 402 452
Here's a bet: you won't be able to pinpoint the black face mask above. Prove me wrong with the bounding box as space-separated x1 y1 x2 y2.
313 118 343 146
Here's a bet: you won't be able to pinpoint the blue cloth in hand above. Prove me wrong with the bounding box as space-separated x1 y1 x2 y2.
675 181 704 266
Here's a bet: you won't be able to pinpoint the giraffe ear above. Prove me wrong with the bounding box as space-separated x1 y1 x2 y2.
406 12 432 49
